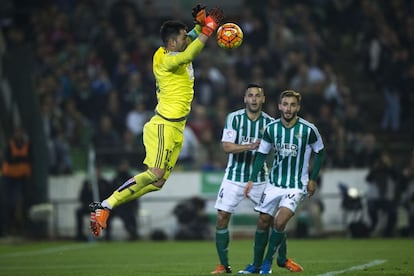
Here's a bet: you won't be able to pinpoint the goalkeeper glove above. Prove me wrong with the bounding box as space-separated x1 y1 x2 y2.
192 4 206 25
201 7 225 37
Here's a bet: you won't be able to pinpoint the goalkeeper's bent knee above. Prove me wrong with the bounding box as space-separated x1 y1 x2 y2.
107 170 159 207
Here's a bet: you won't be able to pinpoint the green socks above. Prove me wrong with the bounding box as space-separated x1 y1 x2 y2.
253 229 269 267
215 227 230 266
263 229 285 263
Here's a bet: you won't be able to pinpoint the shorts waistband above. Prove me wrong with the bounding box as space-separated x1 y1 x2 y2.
155 111 187 122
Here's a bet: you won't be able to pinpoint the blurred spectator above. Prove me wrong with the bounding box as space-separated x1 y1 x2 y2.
343 104 364 139
125 100 152 138
290 61 326 96
71 1 98 43
366 21 401 132
40 96 73 175
109 0 141 39
124 71 147 108
73 68 94 119
380 46 408 132
94 21 119 74
85 48 104 83
316 103 334 142
188 105 215 146
353 132 380 168
93 114 121 165
267 17 294 53
323 69 350 120
48 8 73 51
90 68 113 106
50 130 74 175
238 5 267 49
328 120 352 168
61 98 88 147
0 127 32 237
120 128 145 171
112 51 136 97
235 44 255 80
194 62 217 106
104 90 126 135
177 126 201 170
365 151 402 237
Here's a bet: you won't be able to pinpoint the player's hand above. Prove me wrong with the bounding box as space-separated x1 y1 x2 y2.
201 7 225 36
250 139 261 150
192 4 206 25
244 181 253 198
307 180 317 197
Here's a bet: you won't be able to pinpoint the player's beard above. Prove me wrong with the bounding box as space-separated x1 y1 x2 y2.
247 103 261 114
282 111 296 122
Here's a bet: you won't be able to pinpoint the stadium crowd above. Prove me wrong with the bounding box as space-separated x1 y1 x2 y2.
1 0 414 238
2 0 413 171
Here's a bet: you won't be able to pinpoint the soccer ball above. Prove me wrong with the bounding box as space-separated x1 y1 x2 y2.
216 23 243 49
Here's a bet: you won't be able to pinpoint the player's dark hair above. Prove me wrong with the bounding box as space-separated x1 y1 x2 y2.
279 89 301 104
245 83 264 95
160 20 187 45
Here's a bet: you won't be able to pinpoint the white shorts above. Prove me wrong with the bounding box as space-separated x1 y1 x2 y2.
214 179 266 214
254 184 307 216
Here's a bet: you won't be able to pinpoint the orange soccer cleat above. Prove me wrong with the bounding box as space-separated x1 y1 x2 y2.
282 258 304 272
89 202 110 237
89 211 100 237
211 264 232 274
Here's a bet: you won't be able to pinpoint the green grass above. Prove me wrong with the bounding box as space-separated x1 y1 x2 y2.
0 238 413 275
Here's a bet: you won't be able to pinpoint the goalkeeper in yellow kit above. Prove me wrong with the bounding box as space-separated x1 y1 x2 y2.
89 5 225 238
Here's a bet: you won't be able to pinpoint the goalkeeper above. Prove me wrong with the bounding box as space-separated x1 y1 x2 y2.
89 5 225 238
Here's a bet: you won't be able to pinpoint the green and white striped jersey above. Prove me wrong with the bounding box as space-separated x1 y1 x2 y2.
258 117 324 189
221 109 274 183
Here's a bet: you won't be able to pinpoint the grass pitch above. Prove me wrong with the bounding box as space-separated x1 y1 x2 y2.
0 238 413 275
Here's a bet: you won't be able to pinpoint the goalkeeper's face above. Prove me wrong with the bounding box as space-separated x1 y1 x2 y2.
173 29 190 52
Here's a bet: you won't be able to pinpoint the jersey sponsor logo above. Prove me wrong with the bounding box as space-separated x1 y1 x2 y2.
276 143 298 157
241 136 258 145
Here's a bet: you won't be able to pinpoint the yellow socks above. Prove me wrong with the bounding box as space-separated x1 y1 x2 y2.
106 170 158 208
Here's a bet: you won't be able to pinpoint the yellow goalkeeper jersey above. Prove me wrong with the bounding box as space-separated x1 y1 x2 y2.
153 39 204 120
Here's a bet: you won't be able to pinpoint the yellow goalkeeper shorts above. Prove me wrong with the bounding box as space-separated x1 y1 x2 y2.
142 115 185 180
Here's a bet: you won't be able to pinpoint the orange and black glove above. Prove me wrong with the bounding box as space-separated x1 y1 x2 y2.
192 4 206 26
201 7 225 37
